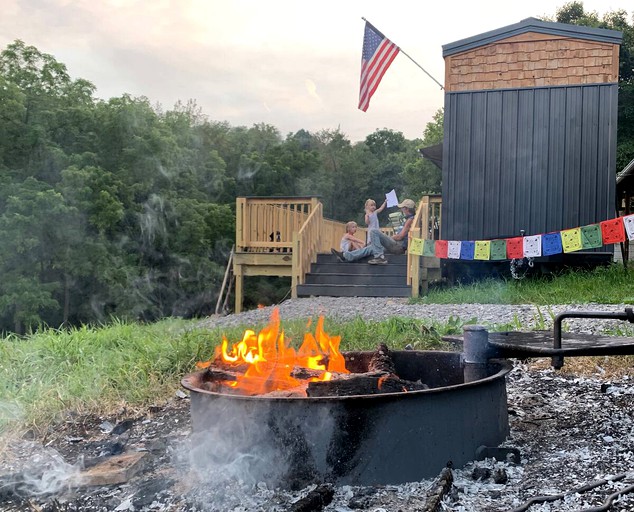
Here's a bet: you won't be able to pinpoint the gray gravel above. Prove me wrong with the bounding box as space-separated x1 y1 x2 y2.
200 298 634 336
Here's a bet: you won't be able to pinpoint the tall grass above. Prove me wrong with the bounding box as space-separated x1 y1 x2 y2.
0 319 213 431
417 263 633 305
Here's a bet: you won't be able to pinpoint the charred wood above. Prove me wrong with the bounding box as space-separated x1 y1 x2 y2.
368 342 396 374
306 372 428 397
422 467 453 512
289 484 334 512
203 368 237 382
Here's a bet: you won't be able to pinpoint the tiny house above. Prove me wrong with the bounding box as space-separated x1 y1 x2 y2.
441 18 622 258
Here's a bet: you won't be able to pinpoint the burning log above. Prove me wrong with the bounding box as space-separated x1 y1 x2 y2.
304 342 428 396
203 367 238 382
306 371 428 397
200 341 430 397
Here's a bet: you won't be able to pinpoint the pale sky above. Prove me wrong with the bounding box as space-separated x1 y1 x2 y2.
0 0 631 141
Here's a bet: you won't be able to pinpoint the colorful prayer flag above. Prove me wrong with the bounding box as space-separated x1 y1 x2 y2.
506 237 523 259
409 237 424 255
435 240 448 258
460 241 475 260
523 235 542 258
489 239 507 260
423 239 436 257
600 218 626 244
358 22 399 112
624 214 634 240
447 241 461 259
561 228 582 252
474 241 490 260
580 224 603 249
541 232 563 256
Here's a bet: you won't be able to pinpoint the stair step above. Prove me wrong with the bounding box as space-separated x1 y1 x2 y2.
311 262 406 276
296 284 411 298
304 273 407 286
317 253 408 264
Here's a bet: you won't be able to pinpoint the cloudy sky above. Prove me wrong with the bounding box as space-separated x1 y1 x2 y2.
0 0 630 141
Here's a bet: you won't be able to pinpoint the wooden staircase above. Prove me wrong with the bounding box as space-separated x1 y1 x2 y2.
296 253 441 298
232 195 443 311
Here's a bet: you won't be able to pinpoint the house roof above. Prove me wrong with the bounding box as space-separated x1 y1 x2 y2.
419 144 443 170
443 17 623 58
617 158 634 198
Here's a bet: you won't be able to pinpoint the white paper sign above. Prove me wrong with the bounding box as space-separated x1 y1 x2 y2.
447 241 461 259
385 189 399 207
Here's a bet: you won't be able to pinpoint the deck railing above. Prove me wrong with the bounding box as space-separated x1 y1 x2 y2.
292 202 323 291
235 196 353 302
234 195 441 307
408 195 443 296
236 196 320 253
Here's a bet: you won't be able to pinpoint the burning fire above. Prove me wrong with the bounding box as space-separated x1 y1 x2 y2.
197 308 349 395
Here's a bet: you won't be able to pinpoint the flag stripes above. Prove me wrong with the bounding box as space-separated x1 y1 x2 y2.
358 22 399 112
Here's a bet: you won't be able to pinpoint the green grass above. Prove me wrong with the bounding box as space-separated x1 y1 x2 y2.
0 319 215 432
0 315 469 433
415 263 633 305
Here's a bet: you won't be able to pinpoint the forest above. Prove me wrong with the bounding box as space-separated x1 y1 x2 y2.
0 2 632 334
0 40 444 334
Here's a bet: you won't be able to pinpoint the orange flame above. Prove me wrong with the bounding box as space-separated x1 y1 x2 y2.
198 308 349 395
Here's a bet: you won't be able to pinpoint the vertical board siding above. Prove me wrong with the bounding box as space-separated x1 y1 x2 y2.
484 92 502 234
442 83 618 241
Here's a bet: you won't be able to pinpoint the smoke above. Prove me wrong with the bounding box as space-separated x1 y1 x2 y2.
0 441 82 498
175 396 339 508
0 400 24 434
20 449 82 496
138 193 169 246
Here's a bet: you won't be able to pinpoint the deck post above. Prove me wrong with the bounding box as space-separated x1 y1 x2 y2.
410 227 421 298
234 264 243 314
291 233 299 298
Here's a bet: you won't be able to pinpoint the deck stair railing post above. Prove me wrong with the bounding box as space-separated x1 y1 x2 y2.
292 202 323 297
407 195 442 296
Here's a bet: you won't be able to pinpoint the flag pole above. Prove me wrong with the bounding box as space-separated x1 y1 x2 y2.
362 17 444 90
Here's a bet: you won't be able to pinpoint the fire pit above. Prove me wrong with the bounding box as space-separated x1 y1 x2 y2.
181 312 512 487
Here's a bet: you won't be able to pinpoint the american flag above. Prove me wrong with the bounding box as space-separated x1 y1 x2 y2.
358 21 399 112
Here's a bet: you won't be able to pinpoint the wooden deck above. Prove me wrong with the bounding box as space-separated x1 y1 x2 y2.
231 196 443 312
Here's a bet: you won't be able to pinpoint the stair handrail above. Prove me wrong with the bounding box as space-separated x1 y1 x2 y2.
292 202 324 296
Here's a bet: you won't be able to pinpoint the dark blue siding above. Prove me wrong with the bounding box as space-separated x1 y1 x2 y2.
442 84 618 241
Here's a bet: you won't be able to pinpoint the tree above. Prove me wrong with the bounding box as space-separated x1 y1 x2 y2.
400 109 443 200
551 2 634 170
0 178 78 332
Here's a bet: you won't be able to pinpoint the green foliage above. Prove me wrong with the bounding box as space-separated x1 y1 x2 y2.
0 319 209 429
402 108 443 199
551 3 634 170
